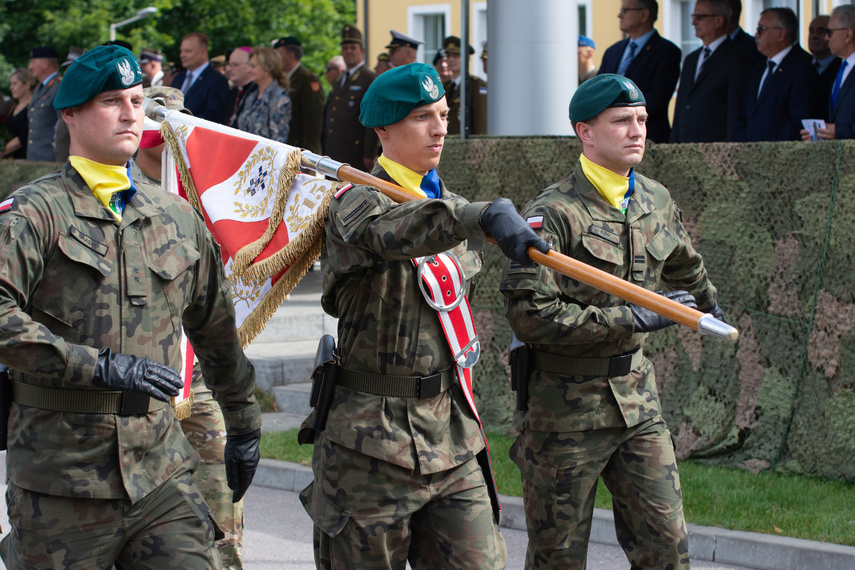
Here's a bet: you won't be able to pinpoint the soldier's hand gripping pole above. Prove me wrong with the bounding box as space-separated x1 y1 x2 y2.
301 151 739 342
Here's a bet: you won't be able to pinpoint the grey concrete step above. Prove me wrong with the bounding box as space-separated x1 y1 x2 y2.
260 411 306 433
272 383 313 417
250 302 337 344
246 340 320 393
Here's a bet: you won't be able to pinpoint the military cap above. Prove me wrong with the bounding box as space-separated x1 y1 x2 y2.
61 46 85 69
432 49 448 66
341 26 364 46
103 39 133 51
211 54 226 67
480 42 488 61
144 86 190 114
578 36 596 49
568 73 646 122
273 36 301 49
386 30 423 50
54 44 143 110
360 63 445 128
30 46 59 59
442 36 475 55
377 52 390 62
139 48 163 63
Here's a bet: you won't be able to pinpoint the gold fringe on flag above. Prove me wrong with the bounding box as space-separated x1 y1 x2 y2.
171 389 195 421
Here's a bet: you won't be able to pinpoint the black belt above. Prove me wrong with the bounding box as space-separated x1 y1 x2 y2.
11 381 166 415
338 367 456 399
532 349 643 378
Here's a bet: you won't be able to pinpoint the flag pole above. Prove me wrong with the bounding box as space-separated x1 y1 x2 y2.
301 151 737 342
143 101 737 341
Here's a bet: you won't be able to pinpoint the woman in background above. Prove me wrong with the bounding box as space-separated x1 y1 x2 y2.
2 68 35 159
235 47 291 143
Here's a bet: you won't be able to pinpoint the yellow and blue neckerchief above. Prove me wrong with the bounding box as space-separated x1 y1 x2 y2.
579 153 634 213
70 156 138 221
377 154 442 199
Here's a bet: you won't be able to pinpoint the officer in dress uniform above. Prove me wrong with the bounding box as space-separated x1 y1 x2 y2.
442 36 488 135
26 46 62 162
273 36 325 154
323 26 379 171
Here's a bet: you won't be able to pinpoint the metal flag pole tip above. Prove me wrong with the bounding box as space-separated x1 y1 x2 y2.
697 313 739 341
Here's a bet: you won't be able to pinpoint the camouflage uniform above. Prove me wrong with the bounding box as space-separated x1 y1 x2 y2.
299 166 507 569
500 160 717 569
130 154 246 569
0 164 261 569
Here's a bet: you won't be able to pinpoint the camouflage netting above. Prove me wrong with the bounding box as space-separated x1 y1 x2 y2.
438 137 855 483
2 140 854 482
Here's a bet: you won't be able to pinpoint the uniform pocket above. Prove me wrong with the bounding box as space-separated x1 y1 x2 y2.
581 232 624 266
148 239 200 318
299 480 352 538
645 227 679 262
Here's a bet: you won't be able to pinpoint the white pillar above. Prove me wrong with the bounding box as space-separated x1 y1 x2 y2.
487 0 578 136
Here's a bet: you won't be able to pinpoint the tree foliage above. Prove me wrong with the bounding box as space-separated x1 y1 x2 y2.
0 0 356 90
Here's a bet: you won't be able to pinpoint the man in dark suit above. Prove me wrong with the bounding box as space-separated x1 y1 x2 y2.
599 0 681 143
323 26 379 171
274 36 325 154
727 0 764 65
807 15 842 107
170 32 229 123
801 5 855 141
737 8 822 141
671 0 751 143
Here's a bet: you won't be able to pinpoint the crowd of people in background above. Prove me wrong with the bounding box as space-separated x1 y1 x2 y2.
3 0 855 167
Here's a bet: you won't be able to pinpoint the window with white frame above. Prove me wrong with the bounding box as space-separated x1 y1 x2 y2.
408 4 451 65
678 0 702 64
577 0 592 38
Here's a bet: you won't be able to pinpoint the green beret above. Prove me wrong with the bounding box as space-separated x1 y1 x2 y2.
54 45 143 110
568 73 646 122
359 63 445 128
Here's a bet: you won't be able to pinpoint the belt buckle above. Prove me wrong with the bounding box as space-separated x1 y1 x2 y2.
417 372 442 399
416 253 466 312
608 352 634 377
120 391 151 415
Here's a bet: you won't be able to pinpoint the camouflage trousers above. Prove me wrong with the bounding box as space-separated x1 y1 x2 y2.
510 417 690 570
300 434 508 569
0 461 222 570
181 373 244 569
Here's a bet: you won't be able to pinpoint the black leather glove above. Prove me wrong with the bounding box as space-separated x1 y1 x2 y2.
480 198 551 266
710 302 727 324
630 290 697 333
225 428 261 502
92 348 183 402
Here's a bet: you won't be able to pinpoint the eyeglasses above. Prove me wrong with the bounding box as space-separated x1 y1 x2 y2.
826 27 848 36
618 7 644 15
756 25 783 34
691 13 717 21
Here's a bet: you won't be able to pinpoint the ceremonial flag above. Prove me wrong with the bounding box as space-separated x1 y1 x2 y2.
157 111 343 347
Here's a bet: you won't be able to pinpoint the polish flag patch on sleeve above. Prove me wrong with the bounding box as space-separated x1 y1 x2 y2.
334 183 354 199
0 197 15 213
527 215 543 229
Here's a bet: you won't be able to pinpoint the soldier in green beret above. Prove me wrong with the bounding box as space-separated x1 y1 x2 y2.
0 45 262 569
298 62 549 569
500 74 726 569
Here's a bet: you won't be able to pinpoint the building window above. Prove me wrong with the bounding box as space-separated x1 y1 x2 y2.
679 0 702 64
409 5 451 65
579 5 587 36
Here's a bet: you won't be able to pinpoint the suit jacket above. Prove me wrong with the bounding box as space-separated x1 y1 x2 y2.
737 47 822 141
171 64 229 124
816 57 842 119
27 75 62 161
829 64 855 139
287 63 325 154
599 30 682 143
323 64 379 171
444 75 488 135
732 28 765 66
670 38 751 143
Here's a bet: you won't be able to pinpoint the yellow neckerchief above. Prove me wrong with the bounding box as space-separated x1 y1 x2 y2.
377 154 436 199
70 156 135 221
579 153 634 213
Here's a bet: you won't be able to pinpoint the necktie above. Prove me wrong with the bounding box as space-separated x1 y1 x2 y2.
618 41 638 76
340 70 351 88
833 60 848 110
695 46 712 80
757 60 777 101
813 60 821 70
181 70 194 94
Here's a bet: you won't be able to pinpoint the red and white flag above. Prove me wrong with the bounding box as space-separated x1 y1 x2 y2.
158 111 342 347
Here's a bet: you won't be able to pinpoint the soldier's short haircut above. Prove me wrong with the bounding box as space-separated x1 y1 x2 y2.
636 0 659 23
833 4 855 33
762 8 798 45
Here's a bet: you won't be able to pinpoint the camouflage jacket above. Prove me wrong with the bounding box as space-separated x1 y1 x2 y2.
315 165 491 474
501 159 717 432
0 163 260 503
